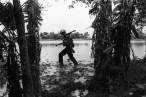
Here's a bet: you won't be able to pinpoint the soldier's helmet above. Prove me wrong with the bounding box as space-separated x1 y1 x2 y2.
60 29 66 35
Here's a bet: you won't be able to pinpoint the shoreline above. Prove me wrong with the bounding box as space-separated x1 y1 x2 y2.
40 38 145 41
40 39 92 41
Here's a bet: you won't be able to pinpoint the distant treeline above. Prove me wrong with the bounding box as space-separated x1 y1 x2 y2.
40 31 91 39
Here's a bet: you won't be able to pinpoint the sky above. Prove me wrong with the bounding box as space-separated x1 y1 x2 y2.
40 0 146 34
1 0 146 35
39 0 94 35
1 0 94 36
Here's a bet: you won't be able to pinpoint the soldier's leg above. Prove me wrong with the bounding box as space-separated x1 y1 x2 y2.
59 48 67 66
67 52 78 66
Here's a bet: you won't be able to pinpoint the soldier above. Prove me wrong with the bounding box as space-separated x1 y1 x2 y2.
56 29 78 67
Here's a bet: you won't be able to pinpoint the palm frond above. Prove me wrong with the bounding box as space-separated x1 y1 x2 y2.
0 2 16 30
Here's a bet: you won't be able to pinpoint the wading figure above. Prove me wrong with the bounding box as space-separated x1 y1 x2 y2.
56 30 78 67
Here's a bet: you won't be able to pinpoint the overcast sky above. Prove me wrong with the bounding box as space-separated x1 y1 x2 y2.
0 0 94 35
39 0 94 34
1 0 146 34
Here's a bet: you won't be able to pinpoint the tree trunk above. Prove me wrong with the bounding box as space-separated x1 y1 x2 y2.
13 0 34 97
26 0 42 97
113 1 135 79
28 28 42 97
7 43 22 97
89 0 112 95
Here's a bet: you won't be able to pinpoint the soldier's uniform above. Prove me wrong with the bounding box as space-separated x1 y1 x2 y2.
59 30 78 66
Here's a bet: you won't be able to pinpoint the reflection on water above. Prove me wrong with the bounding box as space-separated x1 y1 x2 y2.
41 40 90 46
40 40 146 63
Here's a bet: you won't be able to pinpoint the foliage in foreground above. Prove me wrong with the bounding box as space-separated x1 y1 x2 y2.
0 0 42 97
40 60 146 97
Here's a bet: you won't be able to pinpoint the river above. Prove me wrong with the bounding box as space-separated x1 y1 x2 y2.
40 40 146 63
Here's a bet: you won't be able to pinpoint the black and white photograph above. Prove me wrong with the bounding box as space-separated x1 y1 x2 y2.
0 0 146 97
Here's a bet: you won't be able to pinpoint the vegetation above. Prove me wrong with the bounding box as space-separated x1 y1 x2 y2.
0 0 42 97
24 0 42 97
0 0 146 97
40 0 146 97
0 1 23 97
40 31 90 40
89 0 113 95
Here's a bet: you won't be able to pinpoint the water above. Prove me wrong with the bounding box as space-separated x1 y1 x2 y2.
1 40 146 95
131 40 146 58
40 40 146 63
40 40 93 63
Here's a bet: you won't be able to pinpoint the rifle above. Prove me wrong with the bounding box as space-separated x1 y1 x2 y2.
56 42 63 46
66 30 76 35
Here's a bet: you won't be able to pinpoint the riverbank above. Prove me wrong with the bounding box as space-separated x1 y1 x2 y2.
1 58 146 97
40 38 92 41
41 38 146 41
41 58 146 97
